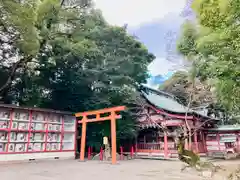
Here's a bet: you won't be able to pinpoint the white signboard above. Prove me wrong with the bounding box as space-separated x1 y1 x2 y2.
206 141 218 145
219 133 235 137
207 146 219 150
162 119 183 126
103 136 108 145
220 136 236 143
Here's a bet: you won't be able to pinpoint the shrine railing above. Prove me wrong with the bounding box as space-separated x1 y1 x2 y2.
136 141 206 154
191 142 206 153
137 143 163 151
136 142 176 153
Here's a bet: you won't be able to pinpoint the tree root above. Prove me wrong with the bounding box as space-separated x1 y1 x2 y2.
181 160 226 178
228 166 240 180
181 164 190 172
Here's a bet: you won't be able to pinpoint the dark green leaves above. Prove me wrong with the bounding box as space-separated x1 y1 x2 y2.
0 1 154 147
177 0 240 114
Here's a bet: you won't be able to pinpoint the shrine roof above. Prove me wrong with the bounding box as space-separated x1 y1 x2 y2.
207 125 240 131
139 85 218 120
0 103 73 115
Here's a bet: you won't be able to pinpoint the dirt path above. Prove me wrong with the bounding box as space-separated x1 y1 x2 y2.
0 159 239 180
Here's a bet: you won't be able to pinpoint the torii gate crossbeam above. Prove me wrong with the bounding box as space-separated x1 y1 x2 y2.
75 106 125 164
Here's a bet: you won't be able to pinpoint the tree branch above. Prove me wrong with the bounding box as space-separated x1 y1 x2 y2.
60 0 90 9
0 55 33 93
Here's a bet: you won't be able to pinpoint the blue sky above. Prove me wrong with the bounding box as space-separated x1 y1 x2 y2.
94 0 187 76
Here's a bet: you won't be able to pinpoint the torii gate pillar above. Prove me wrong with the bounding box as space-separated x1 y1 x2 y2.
75 106 125 164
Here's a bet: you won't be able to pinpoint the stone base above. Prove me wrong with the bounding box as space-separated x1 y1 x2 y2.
92 152 130 161
201 170 213 178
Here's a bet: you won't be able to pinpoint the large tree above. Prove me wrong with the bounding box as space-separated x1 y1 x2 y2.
0 1 155 147
0 0 91 98
177 0 240 114
159 71 215 107
159 71 233 123
34 15 154 145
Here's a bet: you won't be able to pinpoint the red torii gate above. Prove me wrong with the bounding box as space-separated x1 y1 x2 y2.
75 106 125 164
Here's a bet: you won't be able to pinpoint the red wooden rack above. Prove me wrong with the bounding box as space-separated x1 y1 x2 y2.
0 104 76 161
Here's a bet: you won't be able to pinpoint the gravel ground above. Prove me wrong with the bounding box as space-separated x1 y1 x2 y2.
0 159 239 180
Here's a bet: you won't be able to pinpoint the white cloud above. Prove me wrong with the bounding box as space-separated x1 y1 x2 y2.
148 58 175 76
94 0 186 27
148 57 189 75
93 0 187 76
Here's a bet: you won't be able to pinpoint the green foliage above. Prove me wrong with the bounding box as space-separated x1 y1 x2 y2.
159 70 235 123
0 0 68 94
159 71 190 106
159 71 216 107
1 0 61 56
2 0 39 55
0 2 154 148
177 0 240 114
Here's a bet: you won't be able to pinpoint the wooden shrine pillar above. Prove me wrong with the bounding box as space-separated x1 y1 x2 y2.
76 106 125 165
110 112 117 164
194 131 198 153
202 131 207 153
217 133 220 151
164 132 168 158
193 120 198 153
80 117 87 162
